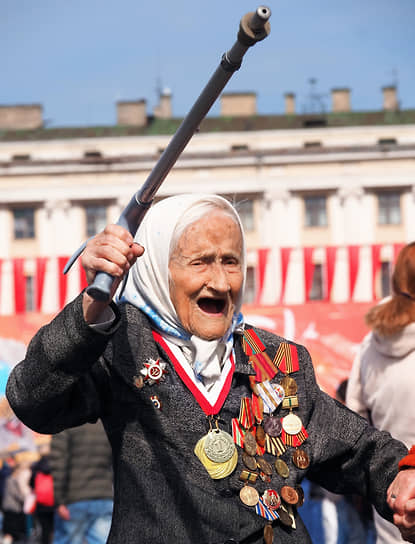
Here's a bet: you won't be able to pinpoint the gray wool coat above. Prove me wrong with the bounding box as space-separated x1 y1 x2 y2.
6 294 407 544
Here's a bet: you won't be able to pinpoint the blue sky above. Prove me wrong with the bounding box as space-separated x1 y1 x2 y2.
2 0 415 127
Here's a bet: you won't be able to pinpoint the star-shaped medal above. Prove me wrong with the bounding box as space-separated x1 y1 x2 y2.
140 358 167 385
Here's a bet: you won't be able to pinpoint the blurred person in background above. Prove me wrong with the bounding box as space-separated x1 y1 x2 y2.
30 444 54 544
49 421 113 544
1 457 31 544
347 241 415 543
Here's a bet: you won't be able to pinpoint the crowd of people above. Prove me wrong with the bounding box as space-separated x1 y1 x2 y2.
3 193 415 543
0 421 113 544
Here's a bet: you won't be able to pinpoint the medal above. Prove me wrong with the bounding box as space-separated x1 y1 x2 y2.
277 506 293 527
263 489 281 510
140 358 167 385
281 413 302 435
264 523 273 544
242 451 257 472
275 458 290 478
295 485 305 507
256 381 284 414
292 448 310 469
240 485 260 507
194 435 238 479
280 376 297 397
263 416 282 437
255 424 266 447
243 431 258 456
280 485 299 505
256 456 273 476
204 429 235 463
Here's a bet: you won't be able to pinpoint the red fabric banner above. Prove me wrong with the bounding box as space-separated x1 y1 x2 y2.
303 247 315 302
13 258 26 314
325 246 337 301
58 256 69 310
255 248 270 304
348 245 360 300
371 244 382 300
280 247 292 303
35 257 48 312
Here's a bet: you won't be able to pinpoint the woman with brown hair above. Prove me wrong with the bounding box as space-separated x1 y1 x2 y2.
347 242 415 543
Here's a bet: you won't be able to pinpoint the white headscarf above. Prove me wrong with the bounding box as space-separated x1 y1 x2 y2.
119 194 246 389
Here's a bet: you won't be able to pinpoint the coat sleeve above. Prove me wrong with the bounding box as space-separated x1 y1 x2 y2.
6 293 119 434
297 343 407 523
49 430 71 506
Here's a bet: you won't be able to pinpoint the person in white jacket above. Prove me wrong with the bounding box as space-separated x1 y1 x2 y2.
347 241 415 544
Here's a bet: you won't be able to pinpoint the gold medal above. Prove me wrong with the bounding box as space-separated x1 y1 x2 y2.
280 376 297 396
194 435 238 479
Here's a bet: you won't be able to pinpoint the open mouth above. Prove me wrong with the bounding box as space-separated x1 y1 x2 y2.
197 297 226 315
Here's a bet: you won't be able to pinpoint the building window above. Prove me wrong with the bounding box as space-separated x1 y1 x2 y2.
25 276 35 312
378 192 401 225
304 196 327 227
13 208 35 239
244 266 256 304
236 199 254 232
309 263 324 300
85 205 107 237
380 261 391 298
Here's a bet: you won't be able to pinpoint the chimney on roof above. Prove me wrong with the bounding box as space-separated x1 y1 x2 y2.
153 88 172 119
331 88 351 112
284 93 296 114
117 100 147 126
0 104 43 130
382 85 399 111
220 92 257 117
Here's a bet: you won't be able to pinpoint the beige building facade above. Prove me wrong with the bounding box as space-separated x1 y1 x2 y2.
1 89 415 313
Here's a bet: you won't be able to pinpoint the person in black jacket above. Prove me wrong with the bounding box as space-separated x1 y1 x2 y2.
5 194 415 544
49 421 113 544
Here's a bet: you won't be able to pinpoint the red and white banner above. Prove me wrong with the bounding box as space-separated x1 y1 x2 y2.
0 242 408 315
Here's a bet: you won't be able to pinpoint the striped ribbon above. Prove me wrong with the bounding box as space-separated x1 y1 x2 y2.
249 352 277 382
273 342 299 374
242 329 266 356
231 418 245 447
281 426 309 447
256 381 284 414
238 397 255 429
265 434 286 456
255 497 280 521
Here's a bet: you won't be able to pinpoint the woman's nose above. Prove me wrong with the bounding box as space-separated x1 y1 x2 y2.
206 263 230 292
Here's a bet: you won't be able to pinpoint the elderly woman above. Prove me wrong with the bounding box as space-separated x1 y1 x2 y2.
6 194 415 544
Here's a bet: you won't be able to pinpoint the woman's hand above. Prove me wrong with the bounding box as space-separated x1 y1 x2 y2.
81 224 144 323
387 469 415 542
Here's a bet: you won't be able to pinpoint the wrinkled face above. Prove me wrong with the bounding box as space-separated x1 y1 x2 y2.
169 211 244 340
